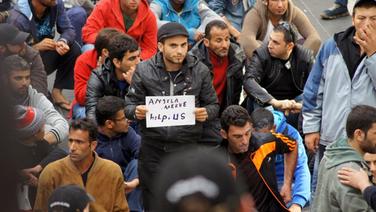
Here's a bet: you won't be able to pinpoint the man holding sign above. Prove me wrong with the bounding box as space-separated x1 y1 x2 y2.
125 22 219 211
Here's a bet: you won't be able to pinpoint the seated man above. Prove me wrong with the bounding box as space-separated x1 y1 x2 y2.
3 55 68 145
34 118 129 211
15 105 67 210
8 0 81 110
190 20 244 146
240 0 321 58
86 33 140 121
219 105 297 212
82 0 157 60
0 23 48 96
207 0 256 40
243 23 314 128
95 96 141 212
252 108 310 211
312 105 376 211
73 28 122 119
150 0 222 45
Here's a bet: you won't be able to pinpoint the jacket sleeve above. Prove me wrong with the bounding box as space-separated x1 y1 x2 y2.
39 141 67 168
334 163 374 212
125 66 147 120
33 165 56 212
29 48 49 96
56 0 76 44
292 6 321 56
363 186 376 210
74 54 93 105
199 65 219 121
37 92 69 143
149 2 170 29
232 60 244 105
272 132 296 154
139 12 157 60
239 8 262 58
243 52 274 103
113 165 130 212
289 127 311 207
365 53 376 89
197 1 221 33
82 1 106 44
85 70 105 121
302 43 326 134
207 0 225 15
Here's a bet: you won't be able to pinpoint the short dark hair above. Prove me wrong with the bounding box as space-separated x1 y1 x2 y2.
353 0 376 16
250 108 274 131
346 105 376 139
2 55 30 76
95 96 125 126
108 34 139 61
69 118 98 142
94 28 121 55
221 105 252 132
204 20 228 39
273 22 296 43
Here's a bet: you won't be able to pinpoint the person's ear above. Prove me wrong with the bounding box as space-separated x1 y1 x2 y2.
203 38 210 47
101 48 109 58
220 129 228 140
104 120 113 129
157 42 164 53
354 129 365 142
112 58 121 69
90 140 98 150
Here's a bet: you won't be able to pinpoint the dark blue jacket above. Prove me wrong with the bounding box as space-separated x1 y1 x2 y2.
7 0 75 45
96 127 141 173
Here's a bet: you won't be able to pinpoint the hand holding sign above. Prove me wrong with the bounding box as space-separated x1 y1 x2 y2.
135 105 148 120
195 107 208 122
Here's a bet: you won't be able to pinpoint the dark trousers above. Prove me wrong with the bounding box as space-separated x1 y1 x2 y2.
40 42 80 90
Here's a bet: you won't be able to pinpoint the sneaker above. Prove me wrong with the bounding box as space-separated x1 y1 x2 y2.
320 4 349 20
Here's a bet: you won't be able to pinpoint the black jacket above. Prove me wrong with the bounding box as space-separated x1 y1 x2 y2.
364 186 376 210
125 52 219 151
86 59 129 121
244 44 314 104
190 40 245 111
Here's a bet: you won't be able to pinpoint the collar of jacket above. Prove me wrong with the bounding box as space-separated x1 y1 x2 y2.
163 0 199 14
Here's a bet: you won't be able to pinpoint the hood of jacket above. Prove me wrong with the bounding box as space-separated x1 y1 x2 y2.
15 0 33 20
273 110 287 133
323 138 364 169
155 0 199 13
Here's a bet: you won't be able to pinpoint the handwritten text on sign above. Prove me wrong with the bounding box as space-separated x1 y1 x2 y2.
146 95 195 128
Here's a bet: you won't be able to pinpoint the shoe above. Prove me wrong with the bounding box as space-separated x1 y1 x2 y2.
320 4 349 20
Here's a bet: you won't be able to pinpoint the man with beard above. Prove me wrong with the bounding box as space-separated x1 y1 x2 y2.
2 55 68 145
34 118 129 212
190 20 244 146
0 23 48 96
313 105 376 211
125 22 219 210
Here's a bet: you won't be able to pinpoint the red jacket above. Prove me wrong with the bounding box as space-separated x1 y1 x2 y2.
74 49 98 106
82 0 157 60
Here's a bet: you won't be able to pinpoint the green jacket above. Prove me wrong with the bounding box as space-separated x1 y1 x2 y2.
312 138 374 212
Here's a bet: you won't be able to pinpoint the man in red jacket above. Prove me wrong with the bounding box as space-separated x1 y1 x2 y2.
82 0 157 60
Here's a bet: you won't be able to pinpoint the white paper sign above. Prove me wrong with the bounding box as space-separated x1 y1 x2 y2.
146 95 195 128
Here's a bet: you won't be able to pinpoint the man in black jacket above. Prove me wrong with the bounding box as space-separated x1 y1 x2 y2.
86 33 141 121
15 105 66 210
190 20 245 146
125 22 219 210
243 22 314 123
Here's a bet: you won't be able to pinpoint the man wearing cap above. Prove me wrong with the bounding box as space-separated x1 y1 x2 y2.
2 55 68 145
48 184 94 212
0 23 48 96
7 0 81 110
34 118 129 212
15 105 66 211
125 22 219 210
303 0 376 192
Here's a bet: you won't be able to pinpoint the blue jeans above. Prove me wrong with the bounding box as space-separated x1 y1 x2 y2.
335 0 347 6
124 159 143 212
66 6 87 46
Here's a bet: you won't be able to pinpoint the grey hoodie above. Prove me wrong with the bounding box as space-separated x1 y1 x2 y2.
312 138 374 212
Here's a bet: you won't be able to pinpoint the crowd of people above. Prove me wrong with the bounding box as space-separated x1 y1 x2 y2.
0 0 376 211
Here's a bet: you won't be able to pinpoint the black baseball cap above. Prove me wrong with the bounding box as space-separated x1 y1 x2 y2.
48 185 94 212
0 23 29 45
354 0 376 8
157 22 189 42
154 149 244 212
